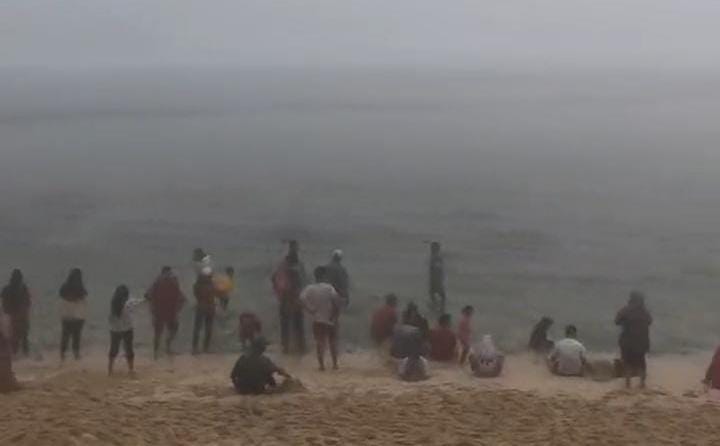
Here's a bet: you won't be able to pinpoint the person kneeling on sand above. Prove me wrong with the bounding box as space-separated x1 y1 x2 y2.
469 335 505 378
231 337 292 395
548 325 587 377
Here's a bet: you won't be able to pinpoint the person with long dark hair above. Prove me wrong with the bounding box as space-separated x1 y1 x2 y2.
615 291 652 389
1 269 32 357
59 268 88 361
108 285 145 376
528 317 555 354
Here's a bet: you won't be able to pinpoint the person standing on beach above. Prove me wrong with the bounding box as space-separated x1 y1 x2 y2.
192 269 218 354
271 240 307 354
370 294 399 346
428 241 446 314
0 311 20 393
615 291 652 388
108 285 145 376
301 266 342 371
1 269 32 357
458 305 475 365
325 249 350 308
429 314 457 362
59 268 88 361
548 325 587 377
146 266 185 359
703 345 720 391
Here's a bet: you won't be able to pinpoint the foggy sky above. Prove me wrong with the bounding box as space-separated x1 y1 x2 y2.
2 0 720 72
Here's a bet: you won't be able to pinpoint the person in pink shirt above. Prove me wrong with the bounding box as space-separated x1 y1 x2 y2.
457 305 474 365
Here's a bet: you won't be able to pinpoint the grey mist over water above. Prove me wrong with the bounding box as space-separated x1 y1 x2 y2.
2 0 720 353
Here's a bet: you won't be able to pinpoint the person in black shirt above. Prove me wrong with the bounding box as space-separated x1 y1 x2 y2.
231 338 291 395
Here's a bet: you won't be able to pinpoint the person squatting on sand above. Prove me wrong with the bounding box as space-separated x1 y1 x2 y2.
146 266 185 359
616 291 652 389
429 314 457 362
370 293 399 346
458 305 475 365
301 266 343 371
548 325 588 377
0 310 20 393
192 269 218 354
108 285 145 376
529 316 555 354
231 337 292 395
59 268 88 361
470 335 504 378
1 269 32 357
325 249 350 308
428 241 446 314
272 240 307 355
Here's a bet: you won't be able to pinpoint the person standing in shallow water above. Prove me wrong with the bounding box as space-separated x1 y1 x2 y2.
428 241 446 314
301 266 343 371
615 291 652 389
325 249 350 308
59 268 88 361
271 240 307 354
1 269 32 357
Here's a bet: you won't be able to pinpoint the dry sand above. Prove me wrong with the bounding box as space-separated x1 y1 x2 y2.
2 350 720 445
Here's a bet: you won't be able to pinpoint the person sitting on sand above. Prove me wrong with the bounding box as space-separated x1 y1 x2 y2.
429 314 457 362
402 302 430 340
0 311 20 393
548 325 587 377
146 266 186 359
108 285 145 376
238 311 263 349
231 337 292 395
371 294 399 346
615 291 652 389
529 317 554 354
301 266 342 371
325 249 350 308
1 269 32 357
458 305 475 365
398 328 430 382
469 335 505 378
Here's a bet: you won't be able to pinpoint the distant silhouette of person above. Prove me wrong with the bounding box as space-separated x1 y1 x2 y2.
192 270 218 354
1 269 32 357
370 294 399 346
59 268 88 361
529 317 554 354
146 266 185 358
325 250 350 307
428 242 446 314
615 291 652 388
271 240 307 354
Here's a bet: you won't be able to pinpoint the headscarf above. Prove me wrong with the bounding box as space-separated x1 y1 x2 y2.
476 334 498 360
59 268 87 302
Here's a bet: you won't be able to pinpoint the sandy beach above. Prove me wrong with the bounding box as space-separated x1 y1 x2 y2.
2 350 719 445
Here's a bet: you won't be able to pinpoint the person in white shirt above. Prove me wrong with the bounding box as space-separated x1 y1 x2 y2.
548 325 587 377
300 266 342 371
108 285 146 376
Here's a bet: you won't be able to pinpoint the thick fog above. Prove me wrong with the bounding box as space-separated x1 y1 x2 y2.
2 0 720 352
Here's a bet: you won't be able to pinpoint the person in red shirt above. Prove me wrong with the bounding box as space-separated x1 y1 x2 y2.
429 314 457 362
704 346 720 390
238 312 263 349
370 294 399 346
146 266 186 359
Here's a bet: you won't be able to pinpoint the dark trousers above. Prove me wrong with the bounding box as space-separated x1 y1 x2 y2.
279 299 305 354
61 319 84 360
192 308 214 353
109 330 134 359
10 316 29 357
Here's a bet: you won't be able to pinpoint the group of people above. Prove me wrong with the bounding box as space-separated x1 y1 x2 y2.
3 241 720 398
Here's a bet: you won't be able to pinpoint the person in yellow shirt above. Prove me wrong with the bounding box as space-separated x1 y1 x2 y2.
214 266 235 311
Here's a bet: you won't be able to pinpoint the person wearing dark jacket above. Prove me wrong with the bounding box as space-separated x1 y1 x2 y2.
428 241 447 314
231 337 291 395
1 269 32 357
325 249 350 307
615 291 652 389
59 268 88 361
528 317 554 354
192 271 218 354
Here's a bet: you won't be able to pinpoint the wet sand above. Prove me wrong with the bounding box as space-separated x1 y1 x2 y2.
2 350 719 445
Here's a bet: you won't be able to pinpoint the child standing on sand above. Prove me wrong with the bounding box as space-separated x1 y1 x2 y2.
458 305 474 365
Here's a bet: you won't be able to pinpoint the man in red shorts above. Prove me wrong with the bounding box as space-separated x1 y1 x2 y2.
301 266 342 371
146 266 186 359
